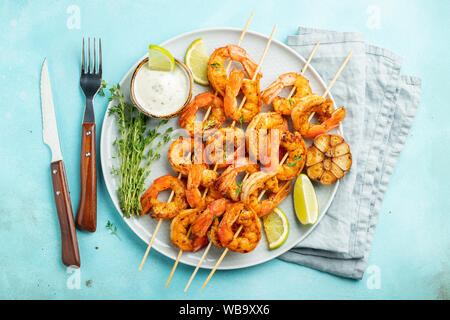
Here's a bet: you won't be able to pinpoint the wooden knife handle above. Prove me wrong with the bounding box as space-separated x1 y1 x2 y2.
50 160 81 267
76 122 97 232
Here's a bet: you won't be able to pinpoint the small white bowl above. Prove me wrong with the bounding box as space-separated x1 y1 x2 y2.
130 57 193 118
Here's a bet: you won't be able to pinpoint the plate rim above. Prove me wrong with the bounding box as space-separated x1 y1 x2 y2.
100 26 341 270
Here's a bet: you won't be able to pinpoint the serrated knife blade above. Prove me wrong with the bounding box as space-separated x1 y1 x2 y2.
40 59 63 162
39 58 80 267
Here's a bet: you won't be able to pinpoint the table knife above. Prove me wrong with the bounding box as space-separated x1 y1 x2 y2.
40 59 81 268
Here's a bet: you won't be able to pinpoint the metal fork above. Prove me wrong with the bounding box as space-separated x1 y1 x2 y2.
77 37 102 232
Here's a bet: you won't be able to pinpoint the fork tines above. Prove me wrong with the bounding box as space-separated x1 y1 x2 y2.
81 37 102 75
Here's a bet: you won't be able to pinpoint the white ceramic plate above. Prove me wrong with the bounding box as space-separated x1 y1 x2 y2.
100 27 340 270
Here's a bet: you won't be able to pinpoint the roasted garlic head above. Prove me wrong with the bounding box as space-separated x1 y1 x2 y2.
306 134 352 185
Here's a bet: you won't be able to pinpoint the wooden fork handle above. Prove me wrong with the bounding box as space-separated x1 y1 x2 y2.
76 122 97 232
50 160 81 267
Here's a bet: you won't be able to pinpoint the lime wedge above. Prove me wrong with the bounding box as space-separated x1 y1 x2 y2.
262 208 289 250
294 174 319 225
147 45 175 71
185 38 209 85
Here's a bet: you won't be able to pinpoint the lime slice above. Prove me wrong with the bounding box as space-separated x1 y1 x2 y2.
262 208 289 250
147 45 175 71
294 174 319 225
185 38 209 85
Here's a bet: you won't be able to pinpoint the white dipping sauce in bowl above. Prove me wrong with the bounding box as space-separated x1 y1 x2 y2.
131 58 192 118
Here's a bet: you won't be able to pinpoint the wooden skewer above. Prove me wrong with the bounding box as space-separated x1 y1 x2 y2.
201 24 278 200
138 172 182 270
308 50 353 122
163 12 256 287
185 25 278 290
200 151 289 292
256 152 289 200
230 24 278 127
202 9 255 123
200 225 243 292
184 240 211 292
287 40 320 99
257 50 353 208
164 235 186 289
322 50 353 98
198 44 351 292
200 180 290 292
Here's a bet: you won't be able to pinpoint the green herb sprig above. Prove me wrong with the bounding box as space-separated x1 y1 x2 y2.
106 220 121 240
101 81 173 218
235 180 243 196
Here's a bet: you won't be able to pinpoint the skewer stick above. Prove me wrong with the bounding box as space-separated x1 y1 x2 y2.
200 225 243 292
138 172 181 270
165 12 256 285
200 180 291 292
231 24 278 127
322 50 353 98
201 24 278 199
308 50 353 122
202 9 255 122
189 26 278 289
138 219 162 270
199 150 290 291
164 239 185 289
185 166 253 292
287 40 320 99
184 241 211 292
253 152 289 201
199 41 336 282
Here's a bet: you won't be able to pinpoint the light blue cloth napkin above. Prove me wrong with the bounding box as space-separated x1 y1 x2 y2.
279 27 422 279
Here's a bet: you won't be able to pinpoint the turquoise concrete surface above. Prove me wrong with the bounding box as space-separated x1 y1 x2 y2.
0 0 448 300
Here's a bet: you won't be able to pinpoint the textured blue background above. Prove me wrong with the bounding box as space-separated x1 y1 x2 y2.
0 0 448 299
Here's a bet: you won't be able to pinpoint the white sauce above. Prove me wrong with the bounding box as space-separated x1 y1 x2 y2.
133 63 189 116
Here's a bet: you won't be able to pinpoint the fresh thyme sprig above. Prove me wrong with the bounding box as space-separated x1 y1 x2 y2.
106 220 121 240
239 115 245 126
235 180 243 196
101 81 173 218
210 63 221 70
286 155 302 167
203 120 216 130
286 161 297 167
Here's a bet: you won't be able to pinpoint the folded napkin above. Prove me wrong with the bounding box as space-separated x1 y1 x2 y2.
279 27 422 279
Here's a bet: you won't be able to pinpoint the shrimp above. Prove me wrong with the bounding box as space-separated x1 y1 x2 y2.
207 45 261 96
291 95 345 138
168 137 219 186
170 209 208 252
168 137 196 175
215 158 259 201
240 171 292 217
179 91 226 136
185 164 204 209
140 175 188 219
276 131 307 180
261 72 312 115
191 198 229 238
246 112 288 163
204 126 246 168
208 217 223 248
217 202 261 253
224 69 262 123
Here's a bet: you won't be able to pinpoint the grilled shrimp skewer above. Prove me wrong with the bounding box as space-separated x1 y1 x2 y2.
200 50 354 293
184 25 278 292
163 11 255 287
261 40 320 115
